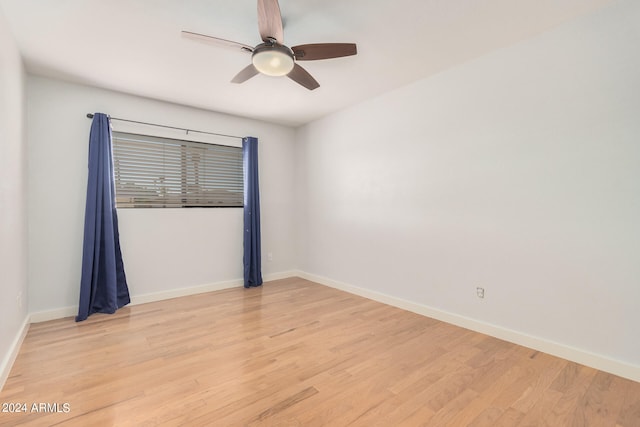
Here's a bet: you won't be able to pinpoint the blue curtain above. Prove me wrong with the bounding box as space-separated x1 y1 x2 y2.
76 113 130 321
243 137 263 288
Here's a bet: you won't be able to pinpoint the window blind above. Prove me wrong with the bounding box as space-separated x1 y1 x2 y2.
112 132 243 208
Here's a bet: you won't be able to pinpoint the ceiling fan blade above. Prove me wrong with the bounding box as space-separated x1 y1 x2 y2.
257 0 284 44
287 64 320 90
181 31 253 53
231 64 260 84
292 43 357 61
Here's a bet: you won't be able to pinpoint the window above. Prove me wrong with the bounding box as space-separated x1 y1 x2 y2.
112 132 243 208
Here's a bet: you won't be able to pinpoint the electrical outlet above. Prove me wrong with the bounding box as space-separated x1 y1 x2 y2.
16 291 22 308
476 287 485 299
267 252 273 262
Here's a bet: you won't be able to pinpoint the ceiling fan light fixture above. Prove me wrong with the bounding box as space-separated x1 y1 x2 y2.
252 44 294 76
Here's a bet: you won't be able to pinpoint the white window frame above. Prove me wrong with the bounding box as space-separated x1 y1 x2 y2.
112 132 243 208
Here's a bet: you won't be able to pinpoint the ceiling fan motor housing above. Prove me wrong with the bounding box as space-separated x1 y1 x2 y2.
251 43 295 76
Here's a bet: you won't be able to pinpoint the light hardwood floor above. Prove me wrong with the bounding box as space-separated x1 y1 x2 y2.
1 277 639 426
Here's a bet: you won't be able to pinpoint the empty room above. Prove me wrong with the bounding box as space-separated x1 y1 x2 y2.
1 0 639 425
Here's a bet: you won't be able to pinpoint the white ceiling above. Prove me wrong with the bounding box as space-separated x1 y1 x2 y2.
0 0 615 127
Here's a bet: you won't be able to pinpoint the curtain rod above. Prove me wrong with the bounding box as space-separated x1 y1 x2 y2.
85 113 243 140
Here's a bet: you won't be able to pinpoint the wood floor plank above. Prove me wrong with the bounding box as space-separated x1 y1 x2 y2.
617 377 640 427
0 277 638 426
543 363 599 426
467 406 505 427
573 370 627 426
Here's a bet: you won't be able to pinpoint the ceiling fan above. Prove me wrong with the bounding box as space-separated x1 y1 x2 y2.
181 0 357 90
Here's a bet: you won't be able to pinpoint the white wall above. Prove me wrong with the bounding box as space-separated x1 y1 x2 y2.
0 6 28 388
27 77 296 315
295 0 640 375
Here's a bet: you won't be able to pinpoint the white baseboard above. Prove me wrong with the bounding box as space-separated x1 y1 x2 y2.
263 270 299 282
30 306 77 323
0 316 29 392
129 278 244 306
295 270 640 383
29 271 298 324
